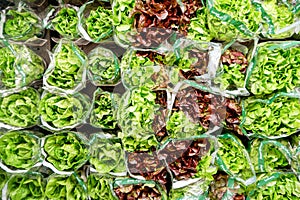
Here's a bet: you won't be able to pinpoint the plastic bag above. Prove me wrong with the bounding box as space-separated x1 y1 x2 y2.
43 39 87 94
240 92 300 139
0 1 44 41
89 133 126 176
41 131 89 174
0 130 43 173
39 90 91 131
78 0 113 43
245 41 300 96
0 40 45 92
87 46 120 86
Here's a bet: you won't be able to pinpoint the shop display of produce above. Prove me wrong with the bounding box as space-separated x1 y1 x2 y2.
0 0 299 199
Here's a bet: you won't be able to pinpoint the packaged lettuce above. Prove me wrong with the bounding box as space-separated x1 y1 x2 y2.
250 139 293 173
257 0 300 39
78 1 113 42
44 40 87 93
0 42 45 91
216 134 256 186
87 173 116 200
6 173 45 200
90 89 119 129
240 93 300 139
117 87 168 152
206 0 262 41
247 172 300 200
113 178 167 200
43 131 89 172
46 5 80 39
1 2 43 41
45 173 87 200
0 87 40 129
0 131 42 171
246 41 300 96
209 173 246 200
39 90 91 131
89 133 126 175
87 46 120 86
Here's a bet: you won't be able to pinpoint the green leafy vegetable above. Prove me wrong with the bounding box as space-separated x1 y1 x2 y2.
0 87 40 128
0 131 41 170
39 92 89 129
166 110 205 139
248 173 300 199
45 174 87 200
242 96 300 138
250 139 291 172
261 0 295 38
90 136 125 174
248 42 300 95
4 9 42 41
85 6 113 41
90 90 118 129
117 87 161 151
46 42 87 90
217 134 254 182
112 0 135 46
44 131 89 171
7 173 45 200
88 47 120 86
88 174 115 200
51 7 79 38
207 0 261 41
0 45 44 89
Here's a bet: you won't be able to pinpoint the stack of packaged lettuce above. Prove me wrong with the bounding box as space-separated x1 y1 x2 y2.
0 0 299 199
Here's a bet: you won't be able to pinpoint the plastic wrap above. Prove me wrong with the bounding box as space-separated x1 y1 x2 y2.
89 133 126 176
43 39 87 94
41 131 89 174
87 46 120 86
78 0 113 43
39 90 91 131
0 87 40 130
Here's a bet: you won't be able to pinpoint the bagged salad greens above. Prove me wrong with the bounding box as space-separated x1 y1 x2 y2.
214 40 256 96
113 178 167 200
216 134 256 186
0 130 42 171
43 131 89 172
158 135 217 183
206 0 262 41
209 173 246 200
90 89 119 129
89 133 126 175
44 40 87 93
39 90 91 131
258 0 300 39
240 92 300 139
250 139 293 173
247 172 300 200
117 86 168 151
6 173 46 200
45 173 87 200
0 41 44 91
45 5 80 39
87 46 120 86
1 2 43 41
0 87 40 129
78 0 113 42
246 41 300 96
0 169 8 197
87 173 116 200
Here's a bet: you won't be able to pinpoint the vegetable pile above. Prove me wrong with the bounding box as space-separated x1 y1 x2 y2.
0 0 299 200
